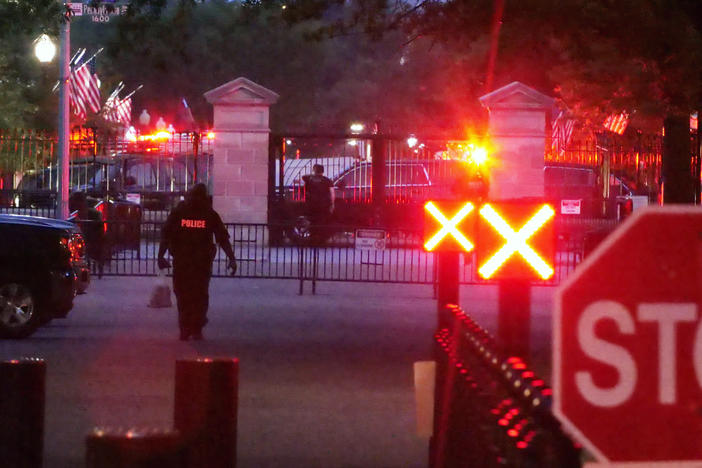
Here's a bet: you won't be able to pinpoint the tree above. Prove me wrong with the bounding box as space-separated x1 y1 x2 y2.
90 0 484 134
0 0 63 129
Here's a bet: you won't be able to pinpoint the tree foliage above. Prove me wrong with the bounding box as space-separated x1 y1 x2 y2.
0 0 64 128
67 0 482 134
281 0 702 200
289 0 702 126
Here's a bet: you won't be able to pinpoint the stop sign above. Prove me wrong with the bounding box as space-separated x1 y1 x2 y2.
554 207 702 464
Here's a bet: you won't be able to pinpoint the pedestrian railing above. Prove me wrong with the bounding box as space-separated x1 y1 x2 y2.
431 304 581 468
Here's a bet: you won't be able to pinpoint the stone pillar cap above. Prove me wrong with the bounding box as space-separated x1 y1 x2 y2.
479 81 554 111
204 77 279 106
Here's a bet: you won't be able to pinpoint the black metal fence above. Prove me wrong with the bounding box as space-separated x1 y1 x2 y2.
0 127 213 218
431 304 581 467
80 219 591 289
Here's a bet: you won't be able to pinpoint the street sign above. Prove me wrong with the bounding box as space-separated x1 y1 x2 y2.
475 201 555 280
423 200 476 252
80 2 128 23
554 207 702 465
67 3 83 16
355 229 386 251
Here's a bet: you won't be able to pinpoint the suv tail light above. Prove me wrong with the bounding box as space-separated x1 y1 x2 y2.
61 234 86 263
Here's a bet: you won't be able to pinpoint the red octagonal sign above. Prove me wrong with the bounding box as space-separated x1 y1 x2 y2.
554 207 702 465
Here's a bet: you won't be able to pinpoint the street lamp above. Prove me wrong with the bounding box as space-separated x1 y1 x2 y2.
34 34 56 63
35 14 71 220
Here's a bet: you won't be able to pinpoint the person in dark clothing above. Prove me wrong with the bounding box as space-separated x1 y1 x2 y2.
301 164 335 243
70 191 105 277
157 184 236 341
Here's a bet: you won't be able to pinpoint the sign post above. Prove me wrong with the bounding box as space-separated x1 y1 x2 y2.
554 207 702 465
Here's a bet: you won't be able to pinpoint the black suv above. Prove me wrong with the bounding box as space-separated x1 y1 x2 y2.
0 214 87 338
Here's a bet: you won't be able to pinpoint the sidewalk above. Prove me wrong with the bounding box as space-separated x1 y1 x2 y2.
0 277 555 467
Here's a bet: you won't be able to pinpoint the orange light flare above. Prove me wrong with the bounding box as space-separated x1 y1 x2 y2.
138 131 172 142
424 201 475 252
206 131 215 140
478 203 555 280
443 134 497 177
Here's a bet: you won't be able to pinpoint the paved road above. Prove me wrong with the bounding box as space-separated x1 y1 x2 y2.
0 277 555 468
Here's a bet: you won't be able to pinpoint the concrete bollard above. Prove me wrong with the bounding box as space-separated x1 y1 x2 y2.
85 427 185 468
0 358 45 468
174 358 239 468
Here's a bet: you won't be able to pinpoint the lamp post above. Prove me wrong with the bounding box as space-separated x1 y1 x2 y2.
56 16 70 220
35 12 70 220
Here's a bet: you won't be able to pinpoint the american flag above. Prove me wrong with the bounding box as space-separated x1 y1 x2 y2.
103 94 132 126
552 111 575 155
116 97 132 126
69 73 86 120
73 61 101 114
604 111 629 135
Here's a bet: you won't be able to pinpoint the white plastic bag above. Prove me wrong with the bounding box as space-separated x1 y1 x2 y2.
148 269 172 308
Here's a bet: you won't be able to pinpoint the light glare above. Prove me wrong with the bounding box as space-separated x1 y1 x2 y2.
35 34 56 63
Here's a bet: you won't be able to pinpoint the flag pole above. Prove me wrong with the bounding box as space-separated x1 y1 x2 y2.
73 47 104 72
120 84 143 101
52 48 85 92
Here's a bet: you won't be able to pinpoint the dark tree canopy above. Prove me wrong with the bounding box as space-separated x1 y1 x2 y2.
0 0 64 128
6 0 702 202
281 0 702 201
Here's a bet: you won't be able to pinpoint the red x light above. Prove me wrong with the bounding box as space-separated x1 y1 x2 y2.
476 202 555 280
423 201 476 252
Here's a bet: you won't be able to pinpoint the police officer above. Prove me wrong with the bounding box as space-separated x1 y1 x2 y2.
301 164 335 243
157 184 236 340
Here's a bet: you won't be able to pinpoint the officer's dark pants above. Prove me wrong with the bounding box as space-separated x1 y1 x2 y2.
307 208 331 245
172 260 212 333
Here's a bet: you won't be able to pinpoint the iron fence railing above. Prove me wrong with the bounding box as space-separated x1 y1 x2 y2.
431 304 581 467
74 221 589 289
0 128 213 204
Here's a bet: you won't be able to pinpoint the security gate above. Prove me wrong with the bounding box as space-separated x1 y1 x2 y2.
89 220 587 291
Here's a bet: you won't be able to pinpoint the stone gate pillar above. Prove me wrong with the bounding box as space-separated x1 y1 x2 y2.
204 77 279 223
478 82 554 199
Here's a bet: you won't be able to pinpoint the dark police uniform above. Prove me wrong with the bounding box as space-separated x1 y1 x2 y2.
302 173 334 242
160 195 232 338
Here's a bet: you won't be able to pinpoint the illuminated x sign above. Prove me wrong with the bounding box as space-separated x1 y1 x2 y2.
477 203 555 280
423 201 475 252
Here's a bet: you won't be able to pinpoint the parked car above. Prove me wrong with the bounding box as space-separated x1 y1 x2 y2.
0 214 88 338
14 152 209 210
275 159 488 242
544 163 647 219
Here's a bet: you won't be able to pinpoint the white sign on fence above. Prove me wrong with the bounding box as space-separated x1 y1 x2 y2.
125 193 141 205
355 229 386 251
561 199 582 215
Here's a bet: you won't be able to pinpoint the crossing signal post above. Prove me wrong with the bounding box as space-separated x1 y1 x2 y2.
476 201 555 359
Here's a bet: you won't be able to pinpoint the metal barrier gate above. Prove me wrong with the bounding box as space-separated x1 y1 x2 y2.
85 220 586 291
